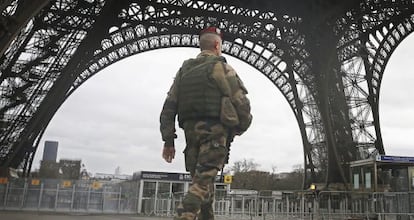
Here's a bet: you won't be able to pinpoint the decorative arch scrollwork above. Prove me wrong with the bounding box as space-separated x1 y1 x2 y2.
3 0 413 188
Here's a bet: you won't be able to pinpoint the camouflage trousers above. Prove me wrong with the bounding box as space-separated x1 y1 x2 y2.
175 120 229 220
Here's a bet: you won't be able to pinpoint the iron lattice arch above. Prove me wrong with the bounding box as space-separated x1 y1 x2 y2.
1 0 414 188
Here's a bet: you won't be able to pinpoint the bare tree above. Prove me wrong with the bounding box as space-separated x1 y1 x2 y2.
227 160 304 190
292 164 304 173
271 165 278 174
228 158 259 173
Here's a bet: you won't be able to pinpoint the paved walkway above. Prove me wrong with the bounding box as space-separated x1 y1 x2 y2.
0 211 171 220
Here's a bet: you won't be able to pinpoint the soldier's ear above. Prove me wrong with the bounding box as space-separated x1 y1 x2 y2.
215 40 221 50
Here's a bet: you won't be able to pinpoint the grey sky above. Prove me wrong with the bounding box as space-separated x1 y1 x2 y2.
33 36 414 175
379 34 414 155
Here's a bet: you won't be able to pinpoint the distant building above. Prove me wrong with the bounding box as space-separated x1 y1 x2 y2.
59 159 81 180
94 173 132 181
79 164 91 180
39 160 60 178
39 141 59 178
38 141 82 180
42 140 58 162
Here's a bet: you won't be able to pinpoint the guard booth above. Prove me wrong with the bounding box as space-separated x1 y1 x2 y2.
134 171 231 214
350 155 414 192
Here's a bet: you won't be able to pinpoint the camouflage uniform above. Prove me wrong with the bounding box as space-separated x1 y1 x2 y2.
160 50 252 220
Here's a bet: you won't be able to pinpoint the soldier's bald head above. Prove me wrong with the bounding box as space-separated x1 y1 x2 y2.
199 33 222 51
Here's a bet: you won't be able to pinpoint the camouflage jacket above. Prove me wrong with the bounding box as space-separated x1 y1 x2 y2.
159 50 252 146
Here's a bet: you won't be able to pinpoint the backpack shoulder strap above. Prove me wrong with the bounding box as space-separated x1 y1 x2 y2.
211 59 232 97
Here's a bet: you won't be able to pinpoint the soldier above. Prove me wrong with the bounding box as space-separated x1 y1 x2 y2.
160 26 252 220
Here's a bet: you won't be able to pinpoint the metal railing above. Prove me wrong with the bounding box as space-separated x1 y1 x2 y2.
0 179 139 213
1 179 414 219
139 190 414 219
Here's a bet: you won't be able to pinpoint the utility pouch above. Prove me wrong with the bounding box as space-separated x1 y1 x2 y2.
220 96 239 127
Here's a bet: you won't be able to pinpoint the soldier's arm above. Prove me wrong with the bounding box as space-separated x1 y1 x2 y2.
225 64 252 134
159 72 180 147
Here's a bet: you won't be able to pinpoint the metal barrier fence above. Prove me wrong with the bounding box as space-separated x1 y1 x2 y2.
1 179 414 219
139 190 414 219
0 179 139 213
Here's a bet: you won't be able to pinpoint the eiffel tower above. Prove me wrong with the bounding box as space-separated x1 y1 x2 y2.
1 0 413 188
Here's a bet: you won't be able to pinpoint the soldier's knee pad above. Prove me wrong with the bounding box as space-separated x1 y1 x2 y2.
182 193 202 212
195 164 217 173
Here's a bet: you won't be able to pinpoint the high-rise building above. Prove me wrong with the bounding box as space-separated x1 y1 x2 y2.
42 140 58 162
39 140 59 178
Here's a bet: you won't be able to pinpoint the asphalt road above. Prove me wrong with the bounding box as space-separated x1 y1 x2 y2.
0 211 171 220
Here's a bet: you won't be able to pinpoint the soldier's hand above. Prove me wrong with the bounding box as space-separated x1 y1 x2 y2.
162 146 175 163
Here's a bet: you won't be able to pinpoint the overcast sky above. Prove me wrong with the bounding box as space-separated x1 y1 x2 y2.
33 35 414 176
